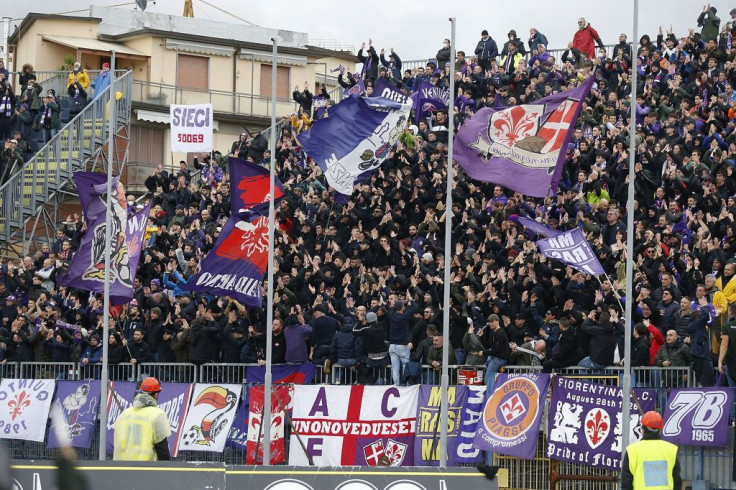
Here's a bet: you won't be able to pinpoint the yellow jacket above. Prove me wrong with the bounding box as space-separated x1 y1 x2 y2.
67 69 90 90
113 393 171 461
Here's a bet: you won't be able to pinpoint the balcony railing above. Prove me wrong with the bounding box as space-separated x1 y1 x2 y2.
131 80 299 118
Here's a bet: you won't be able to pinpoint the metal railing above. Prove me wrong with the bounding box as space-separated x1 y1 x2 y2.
0 71 132 246
131 79 299 118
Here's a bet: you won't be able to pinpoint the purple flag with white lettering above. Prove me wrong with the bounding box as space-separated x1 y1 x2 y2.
546 377 656 470
126 202 152 276
47 380 100 449
518 216 564 238
182 158 284 307
375 78 411 105
454 77 593 197
227 386 249 450
413 385 467 466
56 173 138 305
412 80 449 123
451 385 484 465
473 373 549 459
106 381 192 457
661 387 735 447
536 227 605 275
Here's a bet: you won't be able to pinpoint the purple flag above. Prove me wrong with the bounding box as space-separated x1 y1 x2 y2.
227 386 249 450
536 227 605 275
245 363 315 385
661 387 735 447
56 173 138 305
412 80 449 123
473 373 549 459
126 202 152 275
413 385 468 466
518 216 564 238
454 77 594 197
106 381 192 457
451 385 484 465
375 78 411 105
343 79 365 98
182 158 284 307
47 380 100 449
547 377 656 470
313 94 328 119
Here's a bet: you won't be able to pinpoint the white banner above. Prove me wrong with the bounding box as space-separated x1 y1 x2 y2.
289 385 418 466
0 379 55 442
170 103 213 152
177 383 240 453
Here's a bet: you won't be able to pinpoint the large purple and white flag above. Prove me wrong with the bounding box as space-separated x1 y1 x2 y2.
661 387 735 447
297 96 411 196
47 380 100 449
473 373 549 459
546 377 656 470
454 77 593 197
182 158 284 307
536 227 605 275
412 80 449 123
106 381 193 457
56 173 140 305
413 385 467 466
518 216 564 238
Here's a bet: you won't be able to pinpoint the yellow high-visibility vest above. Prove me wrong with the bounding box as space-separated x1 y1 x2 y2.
113 405 170 461
626 438 678 489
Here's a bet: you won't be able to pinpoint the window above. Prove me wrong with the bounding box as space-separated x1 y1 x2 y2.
177 54 209 90
259 64 290 99
126 125 165 188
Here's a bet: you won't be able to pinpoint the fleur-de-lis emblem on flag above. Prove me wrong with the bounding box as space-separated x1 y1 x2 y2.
8 390 32 421
491 106 539 148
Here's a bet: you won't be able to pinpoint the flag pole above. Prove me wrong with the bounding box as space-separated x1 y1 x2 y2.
263 37 277 467
622 0 638 452
439 16 456 469
99 49 116 461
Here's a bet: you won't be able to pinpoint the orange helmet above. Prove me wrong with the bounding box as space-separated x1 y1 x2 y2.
140 377 161 394
641 411 663 429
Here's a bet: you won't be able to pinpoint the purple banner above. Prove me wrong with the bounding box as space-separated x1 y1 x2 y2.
536 227 605 275
412 80 449 123
375 78 411 105
454 77 593 198
47 380 100 449
413 385 468 466
57 173 137 305
183 158 284 307
343 79 365 98
661 387 735 447
126 202 152 276
313 95 328 119
245 364 316 385
546 377 656 470
474 373 549 459
452 385 484 465
227 386 249 450
518 216 564 238
106 381 192 457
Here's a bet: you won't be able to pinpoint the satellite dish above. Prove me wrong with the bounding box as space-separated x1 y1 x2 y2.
135 0 147 10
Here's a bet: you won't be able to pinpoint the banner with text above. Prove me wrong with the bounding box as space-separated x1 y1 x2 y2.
170 104 213 152
474 373 549 459
536 227 605 275
661 387 735 447
546 377 656 470
453 385 485 465
413 385 467 466
289 385 418 466
0 379 54 442
47 380 100 449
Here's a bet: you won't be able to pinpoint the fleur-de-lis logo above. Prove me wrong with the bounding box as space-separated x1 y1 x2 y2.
584 408 611 449
490 105 540 148
8 390 32 421
500 393 525 423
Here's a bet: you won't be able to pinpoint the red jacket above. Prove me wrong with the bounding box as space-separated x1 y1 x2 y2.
573 24 602 60
647 324 665 366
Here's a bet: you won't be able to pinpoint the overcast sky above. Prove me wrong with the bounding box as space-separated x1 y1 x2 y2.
4 0 734 60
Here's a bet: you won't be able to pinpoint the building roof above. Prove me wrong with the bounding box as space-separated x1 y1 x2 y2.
42 34 148 58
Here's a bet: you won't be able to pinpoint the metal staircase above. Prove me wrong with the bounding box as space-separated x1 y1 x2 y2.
0 71 133 258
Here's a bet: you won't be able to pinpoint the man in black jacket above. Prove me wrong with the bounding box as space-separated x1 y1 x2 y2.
483 314 511 391
579 309 617 370
543 318 582 372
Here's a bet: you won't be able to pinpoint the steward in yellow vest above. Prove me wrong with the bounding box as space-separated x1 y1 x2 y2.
113 377 171 461
622 411 681 490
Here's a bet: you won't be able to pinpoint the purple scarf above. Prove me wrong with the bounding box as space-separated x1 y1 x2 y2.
0 96 11 117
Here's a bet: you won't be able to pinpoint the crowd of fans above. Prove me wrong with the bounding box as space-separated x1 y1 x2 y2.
0 8 735 414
